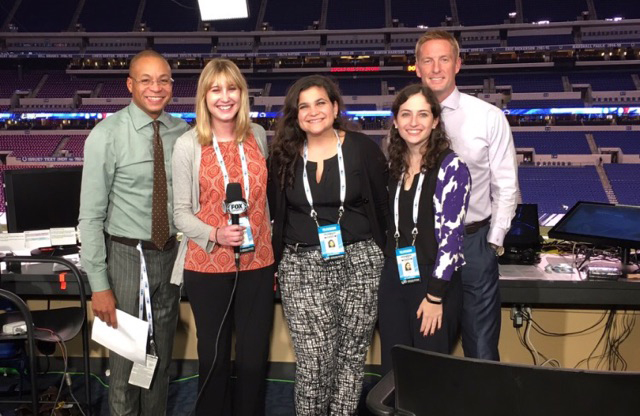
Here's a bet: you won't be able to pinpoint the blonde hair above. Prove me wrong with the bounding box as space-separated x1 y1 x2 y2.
194 58 251 146
415 30 460 61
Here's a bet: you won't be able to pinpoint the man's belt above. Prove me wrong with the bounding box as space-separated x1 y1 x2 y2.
464 217 491 235
109 234 177 251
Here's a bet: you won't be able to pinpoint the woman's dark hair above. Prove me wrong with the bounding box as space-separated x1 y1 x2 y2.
387 84 450 181
270 75 349 189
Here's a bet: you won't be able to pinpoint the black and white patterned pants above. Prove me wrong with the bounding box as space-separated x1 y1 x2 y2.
278 239 384 416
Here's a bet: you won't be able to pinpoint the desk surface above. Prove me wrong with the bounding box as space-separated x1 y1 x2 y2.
1 260 88 298
499 254 640 307
2 255 639 308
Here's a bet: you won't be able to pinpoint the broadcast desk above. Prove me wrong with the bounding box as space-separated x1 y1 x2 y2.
0 261 88 298
499 254 640 308
2 255 640 309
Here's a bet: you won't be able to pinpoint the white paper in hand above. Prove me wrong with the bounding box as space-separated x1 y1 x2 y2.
91 309 149 365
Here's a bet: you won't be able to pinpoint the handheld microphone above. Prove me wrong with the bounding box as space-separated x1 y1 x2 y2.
192 183 247 416
224 183 248 268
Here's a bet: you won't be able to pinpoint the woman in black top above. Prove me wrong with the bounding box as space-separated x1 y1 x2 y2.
269 75 388 415
378 84 470 375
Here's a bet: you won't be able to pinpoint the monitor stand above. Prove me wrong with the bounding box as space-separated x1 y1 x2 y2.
620 248 638 278
30 245 80 257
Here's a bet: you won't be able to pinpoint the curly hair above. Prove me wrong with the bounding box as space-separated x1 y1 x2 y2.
387 84 450 181
270 75 349 189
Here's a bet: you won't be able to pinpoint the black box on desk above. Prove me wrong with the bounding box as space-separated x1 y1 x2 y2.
499 204 542 266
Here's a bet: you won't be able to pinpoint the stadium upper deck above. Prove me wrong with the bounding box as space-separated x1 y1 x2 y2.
2 0 639 32
0 0 639 58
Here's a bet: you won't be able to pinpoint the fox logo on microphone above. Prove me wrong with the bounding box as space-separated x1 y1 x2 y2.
224 182 248 217
226 200 248 215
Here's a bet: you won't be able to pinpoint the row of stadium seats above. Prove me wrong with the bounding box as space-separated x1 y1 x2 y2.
1 71 638 105
0 135 87 158
2 131 637 158
1 160 637 214
606 164 640 206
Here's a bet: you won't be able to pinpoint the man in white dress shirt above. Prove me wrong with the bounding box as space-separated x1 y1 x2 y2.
415 30 518 360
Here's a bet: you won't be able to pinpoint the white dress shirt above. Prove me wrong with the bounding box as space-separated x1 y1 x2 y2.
440 88 519 247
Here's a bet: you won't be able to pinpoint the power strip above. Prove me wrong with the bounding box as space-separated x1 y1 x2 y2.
3 320 27 335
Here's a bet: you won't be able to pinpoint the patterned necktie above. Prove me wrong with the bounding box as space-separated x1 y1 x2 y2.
151 120 170 249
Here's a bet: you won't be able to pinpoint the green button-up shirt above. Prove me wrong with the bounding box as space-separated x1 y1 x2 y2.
78 102 190 292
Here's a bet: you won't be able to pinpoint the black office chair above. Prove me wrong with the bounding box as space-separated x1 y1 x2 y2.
367 345 640 416
0 255 91 416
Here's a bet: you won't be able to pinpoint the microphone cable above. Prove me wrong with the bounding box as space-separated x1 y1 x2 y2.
188 259 240 416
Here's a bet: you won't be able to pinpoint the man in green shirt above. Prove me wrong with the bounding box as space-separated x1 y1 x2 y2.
78 50 189 415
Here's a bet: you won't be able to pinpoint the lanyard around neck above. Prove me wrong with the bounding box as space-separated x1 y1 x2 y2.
302 130 346 227
393 170 425 248
136 244 155 348
212 134 250 206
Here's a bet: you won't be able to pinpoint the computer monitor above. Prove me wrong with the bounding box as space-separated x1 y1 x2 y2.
3 166 83 233
504 204 541 249
548 201 640 249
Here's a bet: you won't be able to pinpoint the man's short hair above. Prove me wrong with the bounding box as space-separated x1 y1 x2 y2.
129 49 169 75
415 30 460 60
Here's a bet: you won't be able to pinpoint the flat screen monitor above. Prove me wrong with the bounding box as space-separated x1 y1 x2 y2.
3 166 82 233
504 204 541 249
548 201 640 249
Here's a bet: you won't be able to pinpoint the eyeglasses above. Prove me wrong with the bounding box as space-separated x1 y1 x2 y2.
129 77 174 88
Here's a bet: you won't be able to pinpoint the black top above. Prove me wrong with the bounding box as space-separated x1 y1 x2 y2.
384 149 453 263
268 130 389 265
384 149 453 297
283 135 372 245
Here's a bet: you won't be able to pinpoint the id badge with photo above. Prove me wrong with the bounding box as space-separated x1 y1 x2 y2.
318 224 345 260
395 246 420 284
128 354 158 389
229 216 255 252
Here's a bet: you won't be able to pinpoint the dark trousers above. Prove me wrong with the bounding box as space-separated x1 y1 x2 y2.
460 224 501 360
183 265 275 416
378 257 462 375
106 239 180 416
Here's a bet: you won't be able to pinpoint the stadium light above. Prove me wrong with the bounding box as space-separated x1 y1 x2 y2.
198 0 249 21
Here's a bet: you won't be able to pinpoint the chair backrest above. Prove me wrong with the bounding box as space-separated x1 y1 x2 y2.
392 345 640 416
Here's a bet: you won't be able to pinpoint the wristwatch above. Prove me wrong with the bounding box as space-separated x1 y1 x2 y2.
489 243 505 257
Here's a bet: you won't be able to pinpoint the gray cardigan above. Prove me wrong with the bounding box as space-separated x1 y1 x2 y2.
170 123 268 285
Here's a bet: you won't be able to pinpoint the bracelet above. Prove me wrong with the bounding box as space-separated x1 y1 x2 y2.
425 295 442 305
214 227 220 245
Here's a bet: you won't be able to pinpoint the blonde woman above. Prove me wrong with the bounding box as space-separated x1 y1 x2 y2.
172 58 273 416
